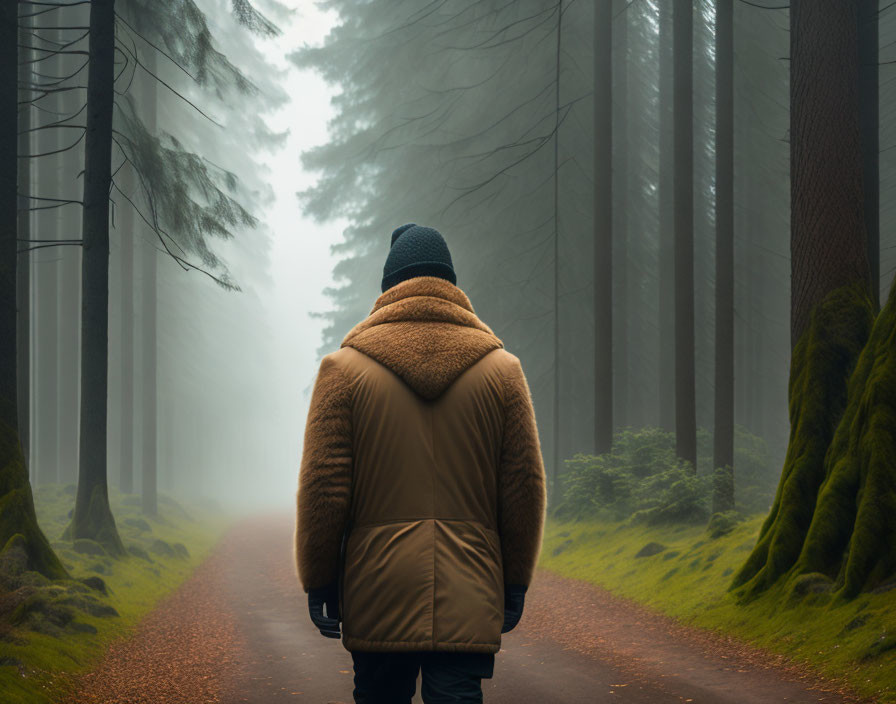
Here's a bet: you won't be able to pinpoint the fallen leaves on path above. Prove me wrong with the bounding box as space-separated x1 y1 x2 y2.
520 570 869 703
65 542 245 704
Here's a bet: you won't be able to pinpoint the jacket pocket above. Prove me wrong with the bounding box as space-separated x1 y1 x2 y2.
432 519 504 647
342 519 435 646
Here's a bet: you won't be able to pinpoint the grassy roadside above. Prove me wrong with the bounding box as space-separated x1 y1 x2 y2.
539 516 896 704
0 484 229 704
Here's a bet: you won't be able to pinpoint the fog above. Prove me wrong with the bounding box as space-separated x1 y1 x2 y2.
19 0 896 520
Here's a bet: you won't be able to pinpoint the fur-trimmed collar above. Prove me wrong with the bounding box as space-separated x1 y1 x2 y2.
341 276 503 399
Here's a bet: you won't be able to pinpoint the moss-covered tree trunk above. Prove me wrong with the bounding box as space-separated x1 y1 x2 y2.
0 0 67 581
731 0 875 599
70 0 125 556
794 280 896 597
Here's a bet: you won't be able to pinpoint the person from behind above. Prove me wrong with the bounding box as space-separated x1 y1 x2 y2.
295 223 547 704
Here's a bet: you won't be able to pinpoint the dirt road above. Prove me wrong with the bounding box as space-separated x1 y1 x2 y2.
69 515 865 703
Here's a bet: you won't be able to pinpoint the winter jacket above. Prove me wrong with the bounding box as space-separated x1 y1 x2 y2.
294 276 547 654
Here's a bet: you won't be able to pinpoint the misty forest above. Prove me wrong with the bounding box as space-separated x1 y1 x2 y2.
1 0 895 702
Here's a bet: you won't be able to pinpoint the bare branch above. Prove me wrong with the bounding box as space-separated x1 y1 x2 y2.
115 41 222 126
18 1 90 20
17 237 82 242
114 12 198 83
18 128 85 158
17 241 83 253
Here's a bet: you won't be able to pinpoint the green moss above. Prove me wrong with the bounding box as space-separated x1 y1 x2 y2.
66 484 126 557
732 284 875 598
0 484 228 703
0 422 68 582
794 280 896 598
540 516 896 703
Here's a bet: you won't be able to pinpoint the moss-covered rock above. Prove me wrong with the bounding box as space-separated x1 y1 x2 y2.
707 510 741 539
635 542 667 558
172 542 189 558
79 576 108 595
72 538 107 557
127 544 153 562
150 539 176 557
124 517 152 533
861 634 896 662
731 284 874 599
551 539 572 556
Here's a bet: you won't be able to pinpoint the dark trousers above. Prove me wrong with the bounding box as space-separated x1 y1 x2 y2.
351 650 495 704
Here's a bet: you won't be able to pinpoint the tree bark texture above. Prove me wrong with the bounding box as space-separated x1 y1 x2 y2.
790 0 870 346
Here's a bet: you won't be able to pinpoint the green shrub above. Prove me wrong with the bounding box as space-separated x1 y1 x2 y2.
556 426 772 523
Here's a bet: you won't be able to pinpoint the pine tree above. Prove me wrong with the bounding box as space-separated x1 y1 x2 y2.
0 0 67 582
732 0 888 599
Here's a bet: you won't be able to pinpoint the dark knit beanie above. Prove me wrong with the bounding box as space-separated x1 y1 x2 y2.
381 224 457 292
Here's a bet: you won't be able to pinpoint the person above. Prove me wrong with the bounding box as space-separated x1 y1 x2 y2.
294 223 547 704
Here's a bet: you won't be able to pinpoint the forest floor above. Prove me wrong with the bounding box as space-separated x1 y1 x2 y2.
0 485 227 704
60 514 875 704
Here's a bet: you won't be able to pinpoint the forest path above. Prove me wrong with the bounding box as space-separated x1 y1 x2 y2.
68 515 865 704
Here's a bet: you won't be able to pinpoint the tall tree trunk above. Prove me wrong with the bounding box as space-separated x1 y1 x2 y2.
593 0 613 455
549 0 561 502
0 0 67 580
119 178 134 495
673 0 697 469
657 0 674 433
70 0 124 554
34 116 60 485
613 0 629 431
732 0 874 599
16 23 31 466
58 239 80 485
141 231 158 516
712 0 735 514
859 1 879 309
56 20 81 486
141 52 159 516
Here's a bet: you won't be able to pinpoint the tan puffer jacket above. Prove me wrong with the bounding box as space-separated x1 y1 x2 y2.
295 276 546 653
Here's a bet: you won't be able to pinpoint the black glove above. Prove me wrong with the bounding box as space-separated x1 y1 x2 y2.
308 582 340 638
501 584 527 634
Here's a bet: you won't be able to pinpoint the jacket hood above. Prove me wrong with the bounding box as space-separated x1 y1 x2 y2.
341 276 503 399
